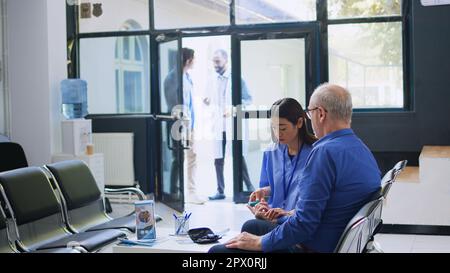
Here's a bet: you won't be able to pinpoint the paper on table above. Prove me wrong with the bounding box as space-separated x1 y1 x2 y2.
118 237 169 247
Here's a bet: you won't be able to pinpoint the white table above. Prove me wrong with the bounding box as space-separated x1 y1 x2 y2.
112 227 239 253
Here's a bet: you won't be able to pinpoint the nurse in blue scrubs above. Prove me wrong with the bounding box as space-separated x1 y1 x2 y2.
244 98 317 235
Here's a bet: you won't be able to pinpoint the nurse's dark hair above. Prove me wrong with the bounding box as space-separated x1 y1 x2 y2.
182 47 195 67
271 98 317 145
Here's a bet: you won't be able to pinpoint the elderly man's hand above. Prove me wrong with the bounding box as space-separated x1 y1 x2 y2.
225 232 262 251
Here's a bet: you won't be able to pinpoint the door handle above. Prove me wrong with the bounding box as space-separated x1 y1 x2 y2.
154 114 177 121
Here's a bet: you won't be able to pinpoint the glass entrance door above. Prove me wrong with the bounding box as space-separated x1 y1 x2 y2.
156 34 186 212
232 29 320 203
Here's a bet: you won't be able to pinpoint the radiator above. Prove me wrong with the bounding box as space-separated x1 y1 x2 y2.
92 133 136 187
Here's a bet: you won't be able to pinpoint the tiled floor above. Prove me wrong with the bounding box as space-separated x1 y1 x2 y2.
103 200 450 253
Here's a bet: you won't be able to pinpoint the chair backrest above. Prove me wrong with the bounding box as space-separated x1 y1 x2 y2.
381 169 395 198
0 167 69 251
46 160 102 211
382 160 408 199
45 160 108 232
393 160 408 177
0 167 61 225
0 142 28 173
0 210 5 230
334 197 383 253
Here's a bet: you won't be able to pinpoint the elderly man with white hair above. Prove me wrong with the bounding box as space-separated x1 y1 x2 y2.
209 83 381 253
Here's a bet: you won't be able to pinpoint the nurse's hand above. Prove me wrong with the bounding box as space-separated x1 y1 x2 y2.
265 208 290 221
225 232 262 251
254 202 271 220
249 187 269 202
255 201 269 213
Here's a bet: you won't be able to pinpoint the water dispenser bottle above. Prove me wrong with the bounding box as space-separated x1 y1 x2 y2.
61 79 88 119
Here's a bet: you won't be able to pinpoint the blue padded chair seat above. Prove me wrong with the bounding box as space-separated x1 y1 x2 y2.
37 229 125 252
87 215 136 233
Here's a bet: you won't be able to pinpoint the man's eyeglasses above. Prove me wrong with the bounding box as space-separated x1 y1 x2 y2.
305 107 319 119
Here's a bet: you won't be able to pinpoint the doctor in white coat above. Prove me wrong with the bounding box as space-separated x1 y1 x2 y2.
204 49 255 200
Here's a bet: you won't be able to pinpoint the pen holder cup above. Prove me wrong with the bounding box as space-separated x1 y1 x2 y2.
174 216 190 236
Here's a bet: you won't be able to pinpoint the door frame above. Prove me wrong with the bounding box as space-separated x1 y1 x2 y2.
151 32 186 212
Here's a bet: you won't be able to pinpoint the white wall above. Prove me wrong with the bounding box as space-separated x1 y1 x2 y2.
79 0 149 33
154 0 228 29
7 0 66 165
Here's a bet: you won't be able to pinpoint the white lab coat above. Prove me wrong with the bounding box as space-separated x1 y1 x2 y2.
206 69 252 159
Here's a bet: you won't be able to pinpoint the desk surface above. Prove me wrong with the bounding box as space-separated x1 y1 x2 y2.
113 227 239 253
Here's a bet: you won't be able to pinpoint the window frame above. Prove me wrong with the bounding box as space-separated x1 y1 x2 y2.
66 0 412 113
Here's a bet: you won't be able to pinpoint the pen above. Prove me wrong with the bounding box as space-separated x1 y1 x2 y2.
176 218 185 235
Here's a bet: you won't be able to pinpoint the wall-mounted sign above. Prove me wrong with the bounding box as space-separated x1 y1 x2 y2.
421 0 450 6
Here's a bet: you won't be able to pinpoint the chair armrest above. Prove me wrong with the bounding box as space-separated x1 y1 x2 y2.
105 187 146 200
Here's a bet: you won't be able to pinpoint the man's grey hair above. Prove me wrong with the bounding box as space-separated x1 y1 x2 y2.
310 83 353 123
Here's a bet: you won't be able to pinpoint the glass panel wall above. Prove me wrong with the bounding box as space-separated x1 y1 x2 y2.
328 22 403 108
236 0 316 24
328 0 401 19
241 38 306 110
80 36 150 114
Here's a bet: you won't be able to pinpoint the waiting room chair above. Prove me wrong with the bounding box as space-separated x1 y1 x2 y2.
380 169 395 198
0 142 28 173
45 160 147 233
1 202 80 253
335 160 408 253
393 160 408 177
334 197 384 253
0 167 125 253
382 160 408 199
0 202 16 253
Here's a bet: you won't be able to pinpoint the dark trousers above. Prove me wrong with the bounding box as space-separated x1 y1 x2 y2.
208 219 300 253
169 147 180 194
241 219 278 235
214 132 254 194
